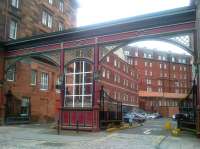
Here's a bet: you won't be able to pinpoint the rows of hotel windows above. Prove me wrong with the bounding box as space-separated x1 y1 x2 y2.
149 100 179 107
146 81 189 93
127 50 188 64
129 59 188 79
106 56 137 78
105 89 138 104
102 56 138 90
130 58 188 71
9 0 65 39
102 55 138 104
101 68 137 89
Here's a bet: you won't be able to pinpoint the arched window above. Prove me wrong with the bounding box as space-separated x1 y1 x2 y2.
65 60 93 108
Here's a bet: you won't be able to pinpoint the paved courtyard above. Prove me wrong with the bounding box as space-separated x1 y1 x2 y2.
0 119 199 149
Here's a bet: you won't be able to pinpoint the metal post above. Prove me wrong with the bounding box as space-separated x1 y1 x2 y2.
76 120 79 133
57 120 60 135
195 0 200 135
59 42 65 134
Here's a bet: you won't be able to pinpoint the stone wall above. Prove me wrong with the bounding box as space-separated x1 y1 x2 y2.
0 0 78 41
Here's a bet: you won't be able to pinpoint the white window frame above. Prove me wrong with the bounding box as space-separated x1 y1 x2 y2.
147 79 151 85
184 66 186 71
42 11 52 28
147 87 152 92
21 97 30 116
145 62 147 67
135 51 138 57
158 87 162 92
11 0 19 8
173 65 176 70
65 61 93 108
59 0 64 12
159 63 162 69
106 70 110 79
40 72 49 90
106 56 110 62
118 61 120 68
56 76 62 93
58 22 64 31
102 68 105 78
164 64 167 69
9 20 17 39
148 54 152 58
163 56 166 61
144 53 147 58
7 67 15 81
114 59 117 67
48 0 53 5
172 57 175 62
158 80 162 86
150 62 152 67
117 75 120 83
31 70 37 85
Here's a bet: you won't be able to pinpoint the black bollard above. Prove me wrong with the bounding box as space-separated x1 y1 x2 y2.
76 120 79 133
57 120 60 135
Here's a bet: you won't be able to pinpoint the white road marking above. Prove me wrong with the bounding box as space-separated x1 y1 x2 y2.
144 129 152 134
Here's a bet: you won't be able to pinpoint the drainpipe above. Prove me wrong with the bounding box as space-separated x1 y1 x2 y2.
195 0 200 135
4 0 9 41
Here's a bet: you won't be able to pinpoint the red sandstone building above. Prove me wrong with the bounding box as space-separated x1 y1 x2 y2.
0 0 77 41
0 4 199 133
100 52 139 110
124 46 192 117
0 0 78 123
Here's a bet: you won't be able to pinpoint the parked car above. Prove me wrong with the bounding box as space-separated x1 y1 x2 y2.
123 112 146 123
146 113 162 119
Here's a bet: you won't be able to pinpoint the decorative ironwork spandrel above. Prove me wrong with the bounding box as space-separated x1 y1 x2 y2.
99 43 123 60
165 33 194 52
64 47 94 65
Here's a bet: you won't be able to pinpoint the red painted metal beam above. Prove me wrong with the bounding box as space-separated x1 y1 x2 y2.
97 22 195 43
5 22 195 57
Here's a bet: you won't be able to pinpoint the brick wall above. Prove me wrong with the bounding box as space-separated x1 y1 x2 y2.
4 59 60 122
0 0 78 41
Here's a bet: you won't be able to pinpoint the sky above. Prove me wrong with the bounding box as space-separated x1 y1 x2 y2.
77 0 191 54
129 41 190 55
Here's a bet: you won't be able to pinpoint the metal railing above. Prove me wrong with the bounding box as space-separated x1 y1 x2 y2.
99 86 122 128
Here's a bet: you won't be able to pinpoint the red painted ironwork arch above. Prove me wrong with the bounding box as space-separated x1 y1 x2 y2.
100 37 194 63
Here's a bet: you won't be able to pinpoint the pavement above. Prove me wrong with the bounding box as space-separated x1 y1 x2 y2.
0 118 199 149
